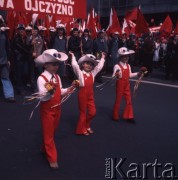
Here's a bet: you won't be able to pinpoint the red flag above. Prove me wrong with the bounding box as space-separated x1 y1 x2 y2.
106 8 122 35
86 8 97 39
159 15 173 34
174 21 178 35
135 9 149 36
125 8 138 21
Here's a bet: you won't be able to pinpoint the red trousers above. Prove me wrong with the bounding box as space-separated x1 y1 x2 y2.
40 106 61 163
112 64 134 120
76 73 96 134
40 74 61 163
112 79 134 120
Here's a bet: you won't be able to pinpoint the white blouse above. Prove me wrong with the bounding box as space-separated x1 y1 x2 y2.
112 61 138 78
37 70 68 101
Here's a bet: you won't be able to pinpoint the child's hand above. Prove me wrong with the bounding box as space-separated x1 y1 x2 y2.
69 51 74 58
115 70 121 78
101 52 106 59
138 67 148 76
71 80 80 88
140 66 147 73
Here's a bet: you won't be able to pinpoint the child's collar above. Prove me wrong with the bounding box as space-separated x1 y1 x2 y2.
82 70 91 75
44 70 55 78
119 61 127 66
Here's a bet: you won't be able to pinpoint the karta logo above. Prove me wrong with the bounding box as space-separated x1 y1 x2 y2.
105 158 178 179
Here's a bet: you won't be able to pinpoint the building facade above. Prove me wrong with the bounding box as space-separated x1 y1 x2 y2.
89 0 178 17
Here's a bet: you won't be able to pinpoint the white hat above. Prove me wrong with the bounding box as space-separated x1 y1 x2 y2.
56 23 65 29
78 54 98 67
5 27 10 30
97 29 105 34
34 49 68 66
49 26 56 32
118 47 135 56
114 31 120 35
25 26 32 30
38 26 47 31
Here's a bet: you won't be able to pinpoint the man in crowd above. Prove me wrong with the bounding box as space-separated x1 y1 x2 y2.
0 16 15 102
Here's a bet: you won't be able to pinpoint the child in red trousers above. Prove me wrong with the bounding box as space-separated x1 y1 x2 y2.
35 49 74 169
70 52 105 135
112 47 146 123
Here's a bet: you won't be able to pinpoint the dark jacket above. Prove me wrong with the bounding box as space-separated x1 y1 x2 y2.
49 34 67 53
93 37 108 55
0 31 9 64
13 34 31 56
81 36 93 54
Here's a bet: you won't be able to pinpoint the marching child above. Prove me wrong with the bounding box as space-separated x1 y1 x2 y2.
35 49 75 169
70 52 105 135
112 47 147 122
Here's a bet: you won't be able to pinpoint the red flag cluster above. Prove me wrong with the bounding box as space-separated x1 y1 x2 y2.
3 6 176 40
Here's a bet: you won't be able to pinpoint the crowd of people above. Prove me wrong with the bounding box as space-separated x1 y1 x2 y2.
1 15 178 102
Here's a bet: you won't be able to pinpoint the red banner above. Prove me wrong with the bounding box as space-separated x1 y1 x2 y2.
0 0 86 18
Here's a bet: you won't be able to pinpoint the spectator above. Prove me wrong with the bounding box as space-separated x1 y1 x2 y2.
0 18 15 102
93 30 108 83
49 24 67 79
13 24 32 95
68 28 82 61
81 29 93 55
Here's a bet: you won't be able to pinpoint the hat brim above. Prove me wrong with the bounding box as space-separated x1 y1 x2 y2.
49 29 56 32
78 56 98 67
35 52 68 65
119 50 135 56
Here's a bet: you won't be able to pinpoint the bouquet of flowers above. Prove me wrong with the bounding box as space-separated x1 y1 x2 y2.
44 82 56 95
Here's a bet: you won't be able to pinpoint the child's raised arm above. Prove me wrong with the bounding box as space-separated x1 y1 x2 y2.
92 52 106 77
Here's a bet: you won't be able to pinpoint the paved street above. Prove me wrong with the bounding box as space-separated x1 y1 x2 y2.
0 70 178 180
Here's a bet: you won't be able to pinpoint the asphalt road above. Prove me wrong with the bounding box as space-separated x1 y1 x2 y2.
0 73 178 180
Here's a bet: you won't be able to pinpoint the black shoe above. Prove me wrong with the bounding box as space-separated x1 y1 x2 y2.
5 97 16 103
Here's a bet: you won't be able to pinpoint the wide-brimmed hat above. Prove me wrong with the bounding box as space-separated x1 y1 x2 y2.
56 23 65 29
25 26 32 31
97 29 105 34
113 31 120 35
78 54 98 67
49 26 56 32
38 26 47 31
35 49 68 66
118 47 135 56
